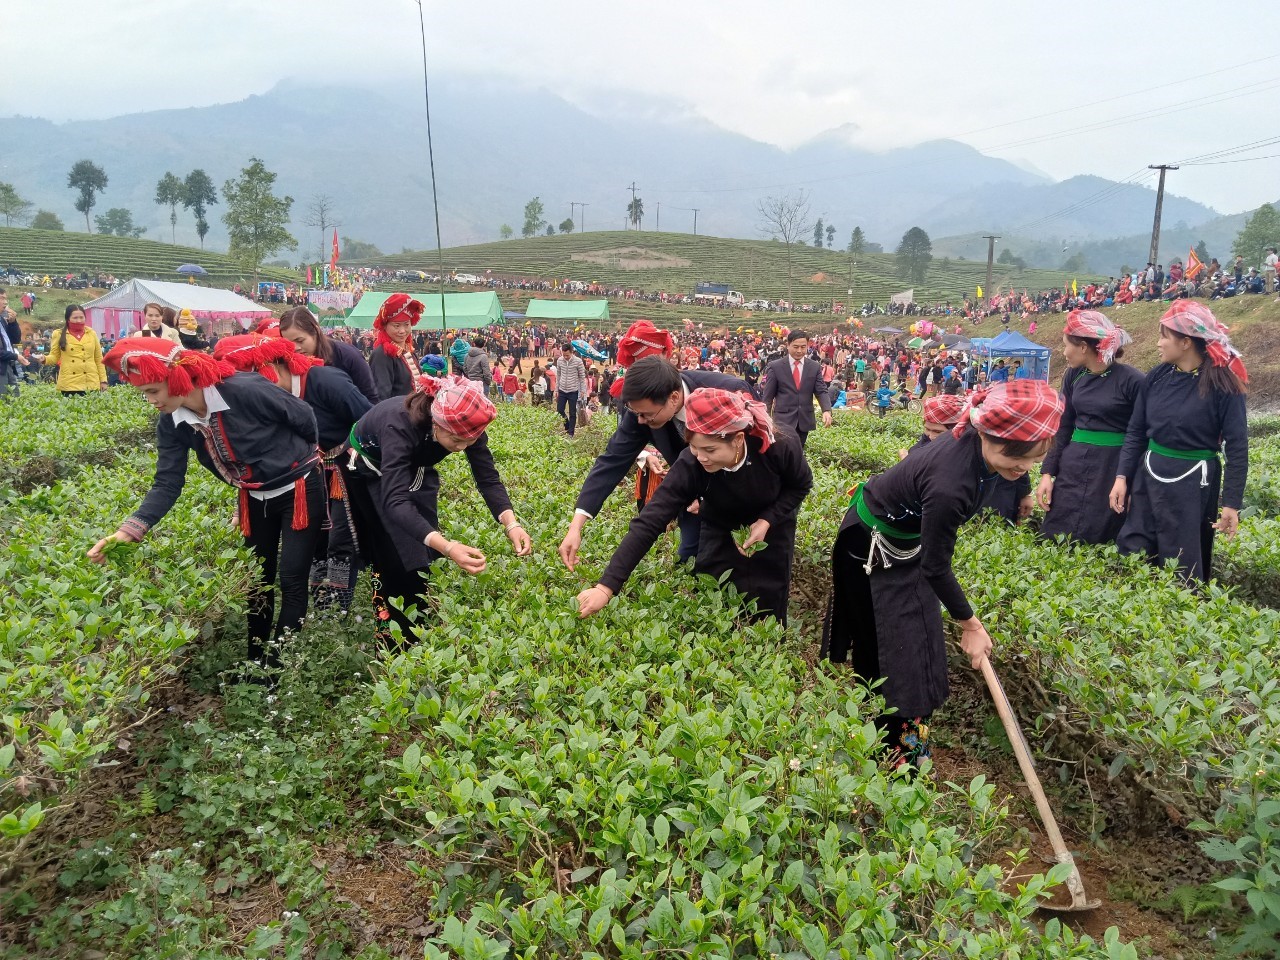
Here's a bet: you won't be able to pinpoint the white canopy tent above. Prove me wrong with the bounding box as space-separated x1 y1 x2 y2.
81 279 273 338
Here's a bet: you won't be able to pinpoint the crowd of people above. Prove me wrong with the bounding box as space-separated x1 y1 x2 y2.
5 284 1231 773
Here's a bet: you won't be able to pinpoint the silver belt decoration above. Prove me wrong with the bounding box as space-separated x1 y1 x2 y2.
862 527 922 576
1143 450 1209 488
347 446 382 477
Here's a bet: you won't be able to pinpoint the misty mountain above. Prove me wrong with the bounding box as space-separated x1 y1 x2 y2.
933 204 1261 276
0 78 1226 262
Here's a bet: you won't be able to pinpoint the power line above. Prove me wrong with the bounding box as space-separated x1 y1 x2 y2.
1181 152 1280 166
647 75 1280 197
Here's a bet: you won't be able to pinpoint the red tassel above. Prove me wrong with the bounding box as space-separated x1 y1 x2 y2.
291 477 310 531
328 465 343 500
238 488 252 537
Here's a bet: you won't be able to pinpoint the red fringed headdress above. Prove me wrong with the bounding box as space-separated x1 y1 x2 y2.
373 293 424 356
104 338 232 394
214 334 320 383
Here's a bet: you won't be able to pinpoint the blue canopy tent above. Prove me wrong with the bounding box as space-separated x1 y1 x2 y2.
971 331 1052 381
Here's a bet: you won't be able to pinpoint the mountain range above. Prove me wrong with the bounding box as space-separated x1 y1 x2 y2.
0 78 1252 273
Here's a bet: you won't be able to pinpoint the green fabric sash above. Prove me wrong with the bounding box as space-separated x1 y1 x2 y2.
850 484 921 540
1148 439 1217 461
348 427 377 465
1071 428 1125 447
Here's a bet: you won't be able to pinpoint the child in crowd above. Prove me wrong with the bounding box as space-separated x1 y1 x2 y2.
875 377 896 418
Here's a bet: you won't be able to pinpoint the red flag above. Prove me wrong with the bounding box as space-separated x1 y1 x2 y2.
306 265 313 284
1186 248 1204 280
329 229 340 270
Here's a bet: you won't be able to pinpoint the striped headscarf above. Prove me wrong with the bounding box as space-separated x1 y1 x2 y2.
1160 301 1248 383
952 380 1064 442
923 393 965 426
684 387 775 452
416 374 496 441
1062 310 1131 366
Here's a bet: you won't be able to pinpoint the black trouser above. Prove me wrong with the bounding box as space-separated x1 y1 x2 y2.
242 472 326 668
557 390 579 435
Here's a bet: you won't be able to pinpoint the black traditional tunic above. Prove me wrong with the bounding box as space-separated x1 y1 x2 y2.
369 346 418 400
344 397 513 575
331 340 380 405
598 432 812 623
823 429 994 718
1040 362 1143 544
907 433 1027 525
1116 363 1247 582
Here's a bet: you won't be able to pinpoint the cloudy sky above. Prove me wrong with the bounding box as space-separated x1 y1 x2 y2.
8 0 1280 215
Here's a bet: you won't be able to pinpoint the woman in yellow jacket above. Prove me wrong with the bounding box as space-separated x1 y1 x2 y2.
45 304 107 394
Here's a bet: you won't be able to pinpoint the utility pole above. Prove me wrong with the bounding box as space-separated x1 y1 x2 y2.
691 208 699 236
1148 164 1178 268
982 235 1000 303
570 201 589 234
656 201 660 232
627 182 640 230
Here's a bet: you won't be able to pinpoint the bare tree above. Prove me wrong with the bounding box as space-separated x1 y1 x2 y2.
757 190 810 305
303 194 340 261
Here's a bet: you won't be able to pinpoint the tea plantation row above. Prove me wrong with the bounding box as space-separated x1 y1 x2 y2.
6 394 1280 956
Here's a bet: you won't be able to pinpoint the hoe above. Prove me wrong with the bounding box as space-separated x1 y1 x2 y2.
980 657 1102 913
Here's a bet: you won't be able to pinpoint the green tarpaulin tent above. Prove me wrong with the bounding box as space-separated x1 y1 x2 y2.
524 298 610 321
333 291 503 330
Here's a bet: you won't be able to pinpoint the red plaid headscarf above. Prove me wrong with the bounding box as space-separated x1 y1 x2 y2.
617 319 674 368
373 293 424 357
952 380 1064 442
214 334 320 382
1062 309 1131 366
104 337 232 393
416 374 496 441
923 393 965 426
684 387 775 452
1160 301 1248 383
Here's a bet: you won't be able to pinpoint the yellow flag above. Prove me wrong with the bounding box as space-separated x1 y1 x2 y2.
1071 278 1078 296
975 285 983 299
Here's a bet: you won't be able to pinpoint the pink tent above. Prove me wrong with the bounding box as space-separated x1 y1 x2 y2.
82 279 272 337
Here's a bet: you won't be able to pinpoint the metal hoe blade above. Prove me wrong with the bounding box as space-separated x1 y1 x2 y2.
979 657 1102 912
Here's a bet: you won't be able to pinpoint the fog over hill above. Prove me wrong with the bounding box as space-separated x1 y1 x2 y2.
0 77 1234 269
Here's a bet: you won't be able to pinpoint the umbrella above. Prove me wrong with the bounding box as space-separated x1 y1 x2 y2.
907 336 925 349
571 339 607 362
940 333 972 350
176 264 207 276
872 326 904 334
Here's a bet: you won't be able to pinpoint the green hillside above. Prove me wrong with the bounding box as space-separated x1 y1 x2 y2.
0 226 300 284
351 231 1095 306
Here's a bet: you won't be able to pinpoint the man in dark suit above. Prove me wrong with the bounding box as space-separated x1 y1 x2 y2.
761 329 831 447
558 355 751 568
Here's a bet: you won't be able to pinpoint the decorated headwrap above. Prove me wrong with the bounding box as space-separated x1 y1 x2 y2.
372 293 423 356
213 333 320 383
617 319 675 369
177 308 200 335
256 316 281 336
448 337 471 366
952 380 1064 442
609 376 625 400
420 354 447 376
104 337 232 394
684 387 775 452
923 393 965 426
1159 300 1248 383
415 374 496 441
1062 310 1131 366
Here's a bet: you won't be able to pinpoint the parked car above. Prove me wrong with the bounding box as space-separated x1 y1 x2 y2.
743 299 772 310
